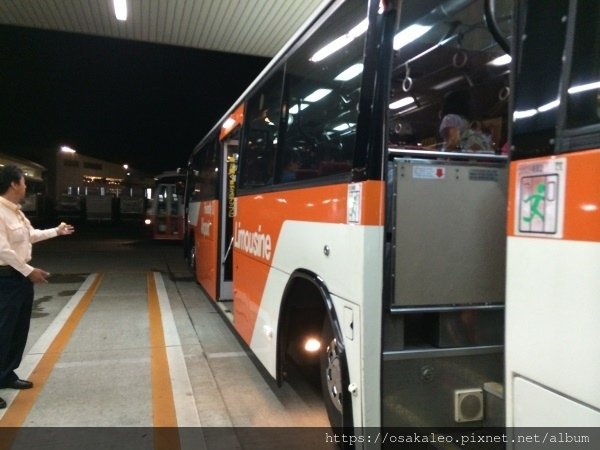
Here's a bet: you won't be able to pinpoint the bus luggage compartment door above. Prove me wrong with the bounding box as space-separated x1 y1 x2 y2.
383 158 507 427
392 159 507 308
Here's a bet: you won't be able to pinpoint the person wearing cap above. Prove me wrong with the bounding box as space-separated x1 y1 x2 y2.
439 114 491 152
0 164 75 409
439 113 466 151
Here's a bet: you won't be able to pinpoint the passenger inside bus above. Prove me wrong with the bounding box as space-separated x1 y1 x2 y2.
439 114 492 152
280 152 300 183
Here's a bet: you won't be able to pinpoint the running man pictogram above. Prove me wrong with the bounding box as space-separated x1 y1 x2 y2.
523 183 545 222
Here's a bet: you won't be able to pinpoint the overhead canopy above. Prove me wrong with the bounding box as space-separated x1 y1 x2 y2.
0 0 324 57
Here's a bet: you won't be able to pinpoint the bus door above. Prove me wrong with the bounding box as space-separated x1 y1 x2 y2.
218 139 238 300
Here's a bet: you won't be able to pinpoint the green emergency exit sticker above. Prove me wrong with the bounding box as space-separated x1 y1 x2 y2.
516 158 566 238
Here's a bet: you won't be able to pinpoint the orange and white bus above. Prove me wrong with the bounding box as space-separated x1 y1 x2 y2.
145 171 185 240
183 0 510 431
505 0 600 431
183 0 598 433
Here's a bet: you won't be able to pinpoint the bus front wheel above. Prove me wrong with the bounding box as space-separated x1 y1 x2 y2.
320 317 347 430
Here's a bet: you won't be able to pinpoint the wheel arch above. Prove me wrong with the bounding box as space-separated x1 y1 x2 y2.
275 269 353 428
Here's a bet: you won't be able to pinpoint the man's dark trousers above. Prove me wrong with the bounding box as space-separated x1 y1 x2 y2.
0 274 34 385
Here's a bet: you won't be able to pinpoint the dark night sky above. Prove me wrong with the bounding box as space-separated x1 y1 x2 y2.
0 25 269 175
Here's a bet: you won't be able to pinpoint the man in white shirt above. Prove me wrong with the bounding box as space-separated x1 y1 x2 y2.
0 164 74 409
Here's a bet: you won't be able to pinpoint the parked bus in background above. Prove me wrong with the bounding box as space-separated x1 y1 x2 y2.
183 0 599 434
0 153 52 225
145 171 185 240
505 0 600 430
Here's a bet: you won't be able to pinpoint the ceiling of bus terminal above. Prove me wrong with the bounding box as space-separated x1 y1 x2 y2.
0 0 324 57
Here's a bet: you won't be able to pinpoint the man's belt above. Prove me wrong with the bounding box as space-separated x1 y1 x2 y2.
0 266 21 277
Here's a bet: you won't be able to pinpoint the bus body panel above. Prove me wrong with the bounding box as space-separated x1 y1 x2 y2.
232 181 384 426
512 377 600 427
189 199 219 300
233 182 385 342
506 150 600 426
242 223 384 427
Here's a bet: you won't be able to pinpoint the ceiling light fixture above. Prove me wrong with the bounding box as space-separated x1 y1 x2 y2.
335 64 364 81
389 97 415 110
488 54 511 66
304 88 332 103
114 0 127 21
310 19 368 62
393 24 432 50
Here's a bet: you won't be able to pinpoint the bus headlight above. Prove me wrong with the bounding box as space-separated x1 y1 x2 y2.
303 337 321 353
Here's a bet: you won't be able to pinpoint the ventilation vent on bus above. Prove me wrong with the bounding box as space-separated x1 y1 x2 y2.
454 388 484 423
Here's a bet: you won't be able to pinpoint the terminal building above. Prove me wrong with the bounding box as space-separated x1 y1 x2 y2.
1 146 153 223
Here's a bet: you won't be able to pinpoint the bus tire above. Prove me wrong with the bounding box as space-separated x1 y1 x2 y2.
320 316 348 431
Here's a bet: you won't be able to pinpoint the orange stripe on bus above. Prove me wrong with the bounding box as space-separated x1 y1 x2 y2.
361 180 386 225
232 180 385 342
508 150 600 241
0 273 103 436
219 104 245 140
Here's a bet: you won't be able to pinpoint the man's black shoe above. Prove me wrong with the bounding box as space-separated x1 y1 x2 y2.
1 379 33 389
0 397 6 409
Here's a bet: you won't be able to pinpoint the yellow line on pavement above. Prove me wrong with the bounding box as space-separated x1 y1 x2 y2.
147 273 180 450
0 273 103 434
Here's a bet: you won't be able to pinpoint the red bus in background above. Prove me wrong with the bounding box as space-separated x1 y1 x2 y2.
145 171 185 240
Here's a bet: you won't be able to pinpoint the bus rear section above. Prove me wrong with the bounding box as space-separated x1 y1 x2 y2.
505 0 600 430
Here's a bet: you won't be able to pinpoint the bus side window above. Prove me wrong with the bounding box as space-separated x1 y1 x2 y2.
276 0 367 183
239 70 284 189
191 136 218 202
565 1 600 131
387 2 512 155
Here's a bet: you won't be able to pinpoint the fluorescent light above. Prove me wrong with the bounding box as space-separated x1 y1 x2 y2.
114 0 127 21
389 97 415 110
304 88 332 103
489 54 511 66
537 99 560 112
289 103 309 114
310 19 368 62
513 99 560 119
393 24 432 50
333 123 355 131
335 64 364 81
568 80 600 94
513 109 538 120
